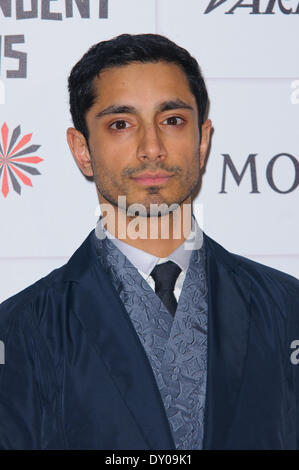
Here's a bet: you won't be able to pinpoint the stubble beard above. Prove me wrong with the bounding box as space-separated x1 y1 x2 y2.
90 150 200 218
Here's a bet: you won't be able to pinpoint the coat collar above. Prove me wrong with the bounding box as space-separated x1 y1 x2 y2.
62 229 252 449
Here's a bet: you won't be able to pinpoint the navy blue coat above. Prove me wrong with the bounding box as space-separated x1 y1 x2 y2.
0 229 299 450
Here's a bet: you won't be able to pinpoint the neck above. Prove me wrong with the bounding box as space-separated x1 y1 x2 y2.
98 199 193 258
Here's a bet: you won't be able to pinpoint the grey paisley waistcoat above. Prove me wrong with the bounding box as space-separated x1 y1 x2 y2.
95 233 208 450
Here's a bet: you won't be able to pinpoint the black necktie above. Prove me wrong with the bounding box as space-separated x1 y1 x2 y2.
150 260 182 317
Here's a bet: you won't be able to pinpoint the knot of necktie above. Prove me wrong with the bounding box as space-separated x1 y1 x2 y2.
150 261 182 316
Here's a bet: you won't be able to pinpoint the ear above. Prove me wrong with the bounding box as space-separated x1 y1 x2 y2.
66 127 94 177
199 119 212 169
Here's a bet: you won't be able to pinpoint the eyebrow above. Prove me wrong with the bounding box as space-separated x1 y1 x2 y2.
94 99 195 119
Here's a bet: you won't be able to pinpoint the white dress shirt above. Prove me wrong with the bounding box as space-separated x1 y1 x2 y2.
96 215 203 302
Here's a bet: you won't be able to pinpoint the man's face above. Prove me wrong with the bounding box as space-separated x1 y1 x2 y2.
72 61 210 215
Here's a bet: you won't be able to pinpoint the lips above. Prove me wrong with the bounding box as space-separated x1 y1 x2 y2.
132 172 173 179
131 172 174 186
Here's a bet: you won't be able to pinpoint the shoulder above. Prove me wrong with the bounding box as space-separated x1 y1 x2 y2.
203 232 299 304
0 263 68 347
0 229 97 335
234 252 298 291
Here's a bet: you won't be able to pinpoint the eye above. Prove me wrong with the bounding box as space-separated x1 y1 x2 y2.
109 120 131 130
162 116 185 126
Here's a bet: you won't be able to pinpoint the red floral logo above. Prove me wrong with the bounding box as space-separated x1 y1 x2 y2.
0 122 43 198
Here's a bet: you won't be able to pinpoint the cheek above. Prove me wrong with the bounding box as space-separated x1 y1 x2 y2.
173 142 199 165
89 140 116 171
167 127 199 152
92 136 134 168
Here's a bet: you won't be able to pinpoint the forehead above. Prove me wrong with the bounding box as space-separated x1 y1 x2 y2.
90 61 195 107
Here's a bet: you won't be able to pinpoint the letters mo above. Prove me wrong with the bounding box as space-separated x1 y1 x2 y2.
220 153 299 194
0 340 4 365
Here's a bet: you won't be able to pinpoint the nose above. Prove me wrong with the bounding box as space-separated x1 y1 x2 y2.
136 124 167 162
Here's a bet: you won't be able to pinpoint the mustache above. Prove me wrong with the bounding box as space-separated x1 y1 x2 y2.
122 163 183 177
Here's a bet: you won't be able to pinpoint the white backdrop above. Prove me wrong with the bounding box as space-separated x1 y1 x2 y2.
0 0 298 303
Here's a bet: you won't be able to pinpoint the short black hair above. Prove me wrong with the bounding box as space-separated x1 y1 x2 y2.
68 33 208 141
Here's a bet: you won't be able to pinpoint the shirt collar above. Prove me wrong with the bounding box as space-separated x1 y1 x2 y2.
95 214 203 278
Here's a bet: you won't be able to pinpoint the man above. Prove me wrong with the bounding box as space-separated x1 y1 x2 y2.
0 34 299 450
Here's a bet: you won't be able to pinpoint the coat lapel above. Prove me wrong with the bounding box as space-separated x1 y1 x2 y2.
63 230 176 450
202 234 252 449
